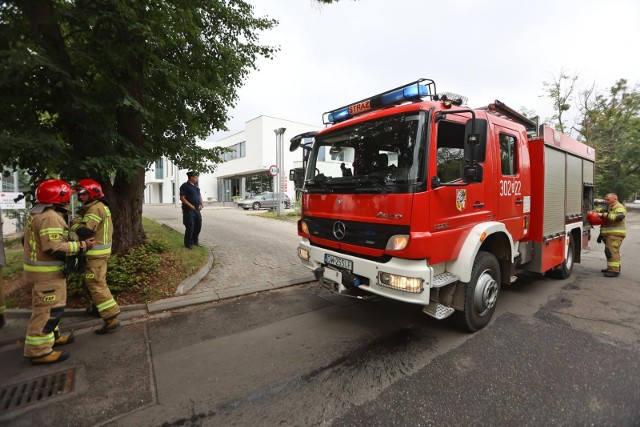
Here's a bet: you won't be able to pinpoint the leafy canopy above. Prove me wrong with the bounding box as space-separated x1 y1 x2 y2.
0 0 278 182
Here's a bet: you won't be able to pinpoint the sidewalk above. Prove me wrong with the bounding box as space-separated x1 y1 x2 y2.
0 203 315 346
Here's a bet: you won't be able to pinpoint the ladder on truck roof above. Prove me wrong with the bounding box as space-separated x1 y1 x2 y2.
480 100 539 138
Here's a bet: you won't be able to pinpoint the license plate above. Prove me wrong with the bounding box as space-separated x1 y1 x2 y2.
324 254 353 272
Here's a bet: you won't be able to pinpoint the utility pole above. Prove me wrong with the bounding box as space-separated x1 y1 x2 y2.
274 128 286 216
174 161 180 208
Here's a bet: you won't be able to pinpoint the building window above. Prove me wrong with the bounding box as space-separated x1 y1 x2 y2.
155 159 164 179
223 141 246 162
245 172 272 195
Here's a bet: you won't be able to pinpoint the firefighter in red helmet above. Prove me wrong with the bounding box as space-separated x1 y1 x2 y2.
71 179 121 333
23 179 95 364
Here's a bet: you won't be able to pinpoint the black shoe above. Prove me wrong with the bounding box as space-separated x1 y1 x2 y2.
185 246 193 250
604 271 620 277
86 305 101 318
0 314 4 328
95 317 121 335
601 269 609 273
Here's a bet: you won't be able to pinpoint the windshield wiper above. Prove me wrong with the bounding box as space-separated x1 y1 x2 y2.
352 176 391 194
305 174 333 193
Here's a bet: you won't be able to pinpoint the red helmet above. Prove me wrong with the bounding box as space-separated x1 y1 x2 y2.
587 211 604 226
35 179 73 205
76 179 104 200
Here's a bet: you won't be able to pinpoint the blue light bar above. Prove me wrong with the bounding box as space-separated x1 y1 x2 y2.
327 107 351 123
323 79 436 124
381 84 429 105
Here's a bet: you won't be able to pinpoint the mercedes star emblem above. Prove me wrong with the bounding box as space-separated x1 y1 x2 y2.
333 221 346 240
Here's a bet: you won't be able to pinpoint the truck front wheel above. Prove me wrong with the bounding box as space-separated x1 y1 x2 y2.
456 251 501 332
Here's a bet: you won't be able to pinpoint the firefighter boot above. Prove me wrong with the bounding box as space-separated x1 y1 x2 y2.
604 271 620 277
94 316 121 335
31 350 70 365
53 333 75 347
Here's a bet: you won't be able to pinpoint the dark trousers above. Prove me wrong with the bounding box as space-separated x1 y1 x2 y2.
182 208 202 248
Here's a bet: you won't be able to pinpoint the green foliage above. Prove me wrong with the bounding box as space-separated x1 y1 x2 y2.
0 0 279 252
542 72 640 201
578 80 640 201
106 242 163 293
542 70 579 135
0 1 278 180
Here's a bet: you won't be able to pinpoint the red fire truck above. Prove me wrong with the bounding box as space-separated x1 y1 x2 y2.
290 79 596 331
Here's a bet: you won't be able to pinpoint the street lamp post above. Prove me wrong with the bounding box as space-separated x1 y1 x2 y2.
274 128 286 216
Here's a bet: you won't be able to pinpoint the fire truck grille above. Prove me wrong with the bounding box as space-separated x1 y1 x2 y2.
303 216 410 250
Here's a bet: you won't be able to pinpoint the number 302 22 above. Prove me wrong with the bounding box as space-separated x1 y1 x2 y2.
499 180 521 196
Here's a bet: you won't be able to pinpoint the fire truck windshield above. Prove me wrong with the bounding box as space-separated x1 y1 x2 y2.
304 112 427 194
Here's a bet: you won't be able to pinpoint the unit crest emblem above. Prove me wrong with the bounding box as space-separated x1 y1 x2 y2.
456 189 467 211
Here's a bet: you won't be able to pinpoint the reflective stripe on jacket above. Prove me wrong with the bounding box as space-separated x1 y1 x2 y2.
71 200 113 258
600 202 626 236
23 208 81 281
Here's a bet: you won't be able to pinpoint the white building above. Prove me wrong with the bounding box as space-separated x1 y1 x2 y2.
144 116 321 205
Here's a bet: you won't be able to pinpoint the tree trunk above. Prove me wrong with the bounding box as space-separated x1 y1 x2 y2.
104 168 146 254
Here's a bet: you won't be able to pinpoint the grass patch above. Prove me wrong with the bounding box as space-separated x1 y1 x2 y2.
2 217 209 308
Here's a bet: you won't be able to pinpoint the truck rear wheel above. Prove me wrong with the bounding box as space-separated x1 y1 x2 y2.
456 251 500 332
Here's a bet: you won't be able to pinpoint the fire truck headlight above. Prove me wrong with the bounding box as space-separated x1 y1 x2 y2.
378 272 423 293
300 221 309 235
386 235 409 251
298 247 310 261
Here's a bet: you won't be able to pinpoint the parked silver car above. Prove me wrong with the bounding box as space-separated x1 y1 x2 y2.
237 192 291 210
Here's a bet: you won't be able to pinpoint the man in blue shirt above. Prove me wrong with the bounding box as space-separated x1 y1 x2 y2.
179 171 204 249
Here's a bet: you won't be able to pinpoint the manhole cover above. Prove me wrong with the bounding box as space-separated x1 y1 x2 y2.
0 368 75 413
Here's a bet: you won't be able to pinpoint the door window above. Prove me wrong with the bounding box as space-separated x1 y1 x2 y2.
436 120 465 183
499 134 518 176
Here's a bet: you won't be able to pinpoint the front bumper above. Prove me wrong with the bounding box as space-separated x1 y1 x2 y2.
298 238 434 305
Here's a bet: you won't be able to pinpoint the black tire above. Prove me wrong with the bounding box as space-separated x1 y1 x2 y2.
548 235 575 279
456 251 501 332
252 202 260 210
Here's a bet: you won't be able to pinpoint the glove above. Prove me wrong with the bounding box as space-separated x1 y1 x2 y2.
596 235 603 244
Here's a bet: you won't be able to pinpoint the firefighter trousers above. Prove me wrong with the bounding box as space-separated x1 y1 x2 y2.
85 257 120 319
24 277 67 358
604 235 625 273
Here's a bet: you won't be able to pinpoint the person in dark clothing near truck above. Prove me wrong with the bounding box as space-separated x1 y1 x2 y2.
179 171 204 249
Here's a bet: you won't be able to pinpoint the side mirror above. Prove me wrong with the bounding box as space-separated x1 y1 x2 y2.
463 164 483 183
464 119 488 163
290 131 318 152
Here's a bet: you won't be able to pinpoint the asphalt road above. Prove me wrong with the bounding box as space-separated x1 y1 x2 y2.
1 207 638 426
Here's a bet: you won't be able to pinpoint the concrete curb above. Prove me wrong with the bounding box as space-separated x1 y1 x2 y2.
175 250 215 295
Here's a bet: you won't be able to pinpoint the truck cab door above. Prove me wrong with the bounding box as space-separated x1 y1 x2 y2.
493 125 530 241
430 119 490 231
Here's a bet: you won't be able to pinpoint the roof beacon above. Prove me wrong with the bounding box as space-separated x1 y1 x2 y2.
324 78 436 124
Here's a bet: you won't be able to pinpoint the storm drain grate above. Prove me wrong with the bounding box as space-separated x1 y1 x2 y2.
0 368 75 413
